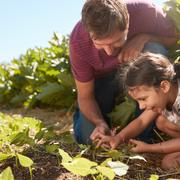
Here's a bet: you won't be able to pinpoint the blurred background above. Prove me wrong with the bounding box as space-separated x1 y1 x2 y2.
0 0 165 63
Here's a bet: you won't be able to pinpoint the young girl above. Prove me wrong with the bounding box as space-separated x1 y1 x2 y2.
97 52 180 170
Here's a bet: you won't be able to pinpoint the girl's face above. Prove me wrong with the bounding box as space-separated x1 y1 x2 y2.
128 83 169 114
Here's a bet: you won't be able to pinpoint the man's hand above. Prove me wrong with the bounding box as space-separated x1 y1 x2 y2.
90 122 111 143
118 34 149 63
129 139 150 153
96 134 123 149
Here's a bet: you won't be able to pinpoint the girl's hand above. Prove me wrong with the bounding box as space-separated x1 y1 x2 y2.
129 139 149 153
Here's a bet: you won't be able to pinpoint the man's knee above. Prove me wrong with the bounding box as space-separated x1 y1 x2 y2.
73 109 95 144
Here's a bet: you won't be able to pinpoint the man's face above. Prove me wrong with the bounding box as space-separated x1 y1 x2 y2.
128 85 168 114
91 29 128 56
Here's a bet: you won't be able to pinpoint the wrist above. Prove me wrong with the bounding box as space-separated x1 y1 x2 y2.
95 120 108 128
140 33 151 45
117 133 126 143
151 142 164 153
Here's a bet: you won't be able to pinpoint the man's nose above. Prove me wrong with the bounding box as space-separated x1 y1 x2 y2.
104 45 113 55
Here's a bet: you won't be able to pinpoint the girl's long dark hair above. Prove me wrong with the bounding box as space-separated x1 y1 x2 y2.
174 62 180 80
123 53 180 88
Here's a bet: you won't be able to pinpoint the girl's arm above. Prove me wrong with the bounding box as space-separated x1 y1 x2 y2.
97 110 157 149
117 110 157 142
130 138 180 154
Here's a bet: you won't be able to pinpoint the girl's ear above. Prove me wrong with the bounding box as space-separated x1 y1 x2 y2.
160 80 170 93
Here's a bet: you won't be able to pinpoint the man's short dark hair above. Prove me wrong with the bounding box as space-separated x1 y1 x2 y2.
82 0 129 39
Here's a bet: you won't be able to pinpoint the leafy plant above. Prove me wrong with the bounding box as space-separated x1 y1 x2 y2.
58 146 174 179
108 96 136 130
0 33 76 109
163 0 180 62
0 167 14 180
58 148 116 179
164 0 180 32
0 112 55 179
17 154 33 180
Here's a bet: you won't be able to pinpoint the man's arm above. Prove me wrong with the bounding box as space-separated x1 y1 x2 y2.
75 79 104 125
137 33 178 48
75 79 110 140
118 33 178 63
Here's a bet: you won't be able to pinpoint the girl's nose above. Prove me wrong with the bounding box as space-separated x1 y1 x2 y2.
139 102 146 110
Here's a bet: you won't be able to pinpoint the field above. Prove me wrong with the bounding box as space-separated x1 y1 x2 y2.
0 108 179 180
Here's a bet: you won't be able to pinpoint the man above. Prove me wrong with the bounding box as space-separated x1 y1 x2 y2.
69 0 177 144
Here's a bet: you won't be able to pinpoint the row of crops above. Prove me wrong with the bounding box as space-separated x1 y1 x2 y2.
0 33 76 109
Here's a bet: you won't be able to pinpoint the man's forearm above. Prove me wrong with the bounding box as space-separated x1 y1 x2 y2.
142 33 178 48
78 96 106 126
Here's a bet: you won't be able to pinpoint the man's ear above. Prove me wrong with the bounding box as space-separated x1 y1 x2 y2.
160 80 170 93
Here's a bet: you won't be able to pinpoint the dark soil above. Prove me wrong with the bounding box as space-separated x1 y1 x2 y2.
0 108 180 180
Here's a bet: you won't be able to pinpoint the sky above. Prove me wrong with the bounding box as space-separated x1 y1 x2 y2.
0 0 164 63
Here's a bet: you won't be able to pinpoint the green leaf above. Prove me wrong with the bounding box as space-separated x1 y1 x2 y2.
17 154 33 168
58 148 73 163
37 82 62 98
107 161 129 176
149 174 159 180
46 69 60 76
0 153 13 162
109 96 136 128
96 165 115 180
59 131 75 144
9 94 26 106
45 144 59 153
61 157 98 176
9 130 34 146
0 167 14 180
163 0 180 32
22 117 44 131
100 158 112 166
106 150 123 160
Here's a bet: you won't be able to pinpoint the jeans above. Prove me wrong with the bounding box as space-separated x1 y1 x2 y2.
73 42 168 144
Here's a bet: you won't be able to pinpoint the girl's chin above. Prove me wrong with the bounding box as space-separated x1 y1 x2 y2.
152 108 162 114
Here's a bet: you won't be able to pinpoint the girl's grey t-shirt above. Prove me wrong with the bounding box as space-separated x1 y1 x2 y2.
163 79 180 125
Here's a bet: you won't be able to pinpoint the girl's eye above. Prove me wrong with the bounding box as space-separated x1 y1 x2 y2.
140 99 145 102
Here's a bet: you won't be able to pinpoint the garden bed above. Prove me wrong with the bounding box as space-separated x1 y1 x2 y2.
0 108 179 180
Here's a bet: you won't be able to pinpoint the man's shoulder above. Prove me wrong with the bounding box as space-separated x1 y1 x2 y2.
70 20 90 44
126 0 157 11
126 0 163 21
125 0 154 6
